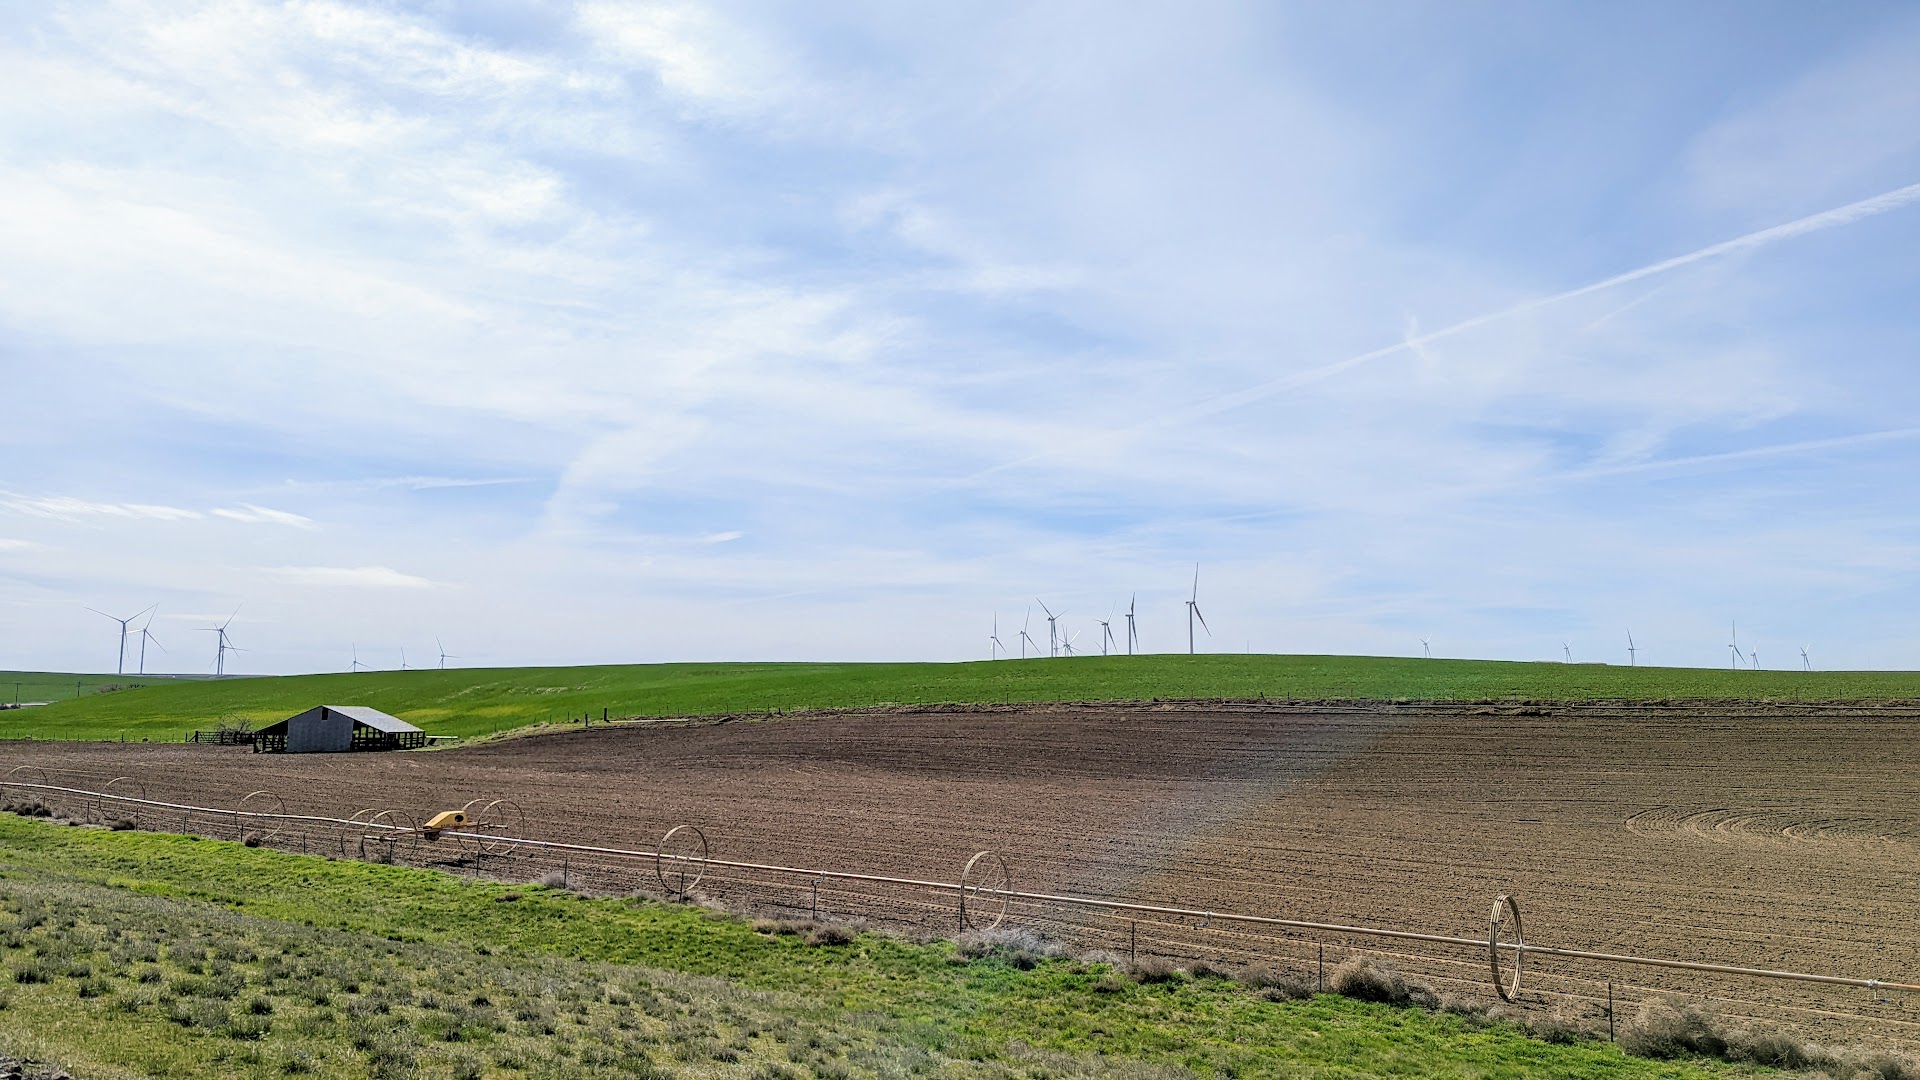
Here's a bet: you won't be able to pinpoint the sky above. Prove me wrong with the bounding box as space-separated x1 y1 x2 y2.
4 1 1920 676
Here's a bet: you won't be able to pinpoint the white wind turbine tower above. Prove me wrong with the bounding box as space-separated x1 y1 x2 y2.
1728 622 1743 669
350 644 369 673
1125 594 1139 655
437 638 459 670
1561 641 1572 663
1751 648 1760 670
400 647 412 671
989 615 1006 660
1061 629 1080 657
1098 608 1116 656
1185 565 1210 655
1801 646 1811 672
203 607 241 676
86 604 154 676
136 610 165 675
1627 629 1637 667
1037 599 1063 658
1017 607 1038 659
1421 638 1431 659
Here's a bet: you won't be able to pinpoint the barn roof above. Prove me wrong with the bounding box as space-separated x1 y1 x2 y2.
322 705 422 734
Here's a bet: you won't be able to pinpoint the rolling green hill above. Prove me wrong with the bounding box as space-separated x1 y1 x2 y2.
3 654 1915 744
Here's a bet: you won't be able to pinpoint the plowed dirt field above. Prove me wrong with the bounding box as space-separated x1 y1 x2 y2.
7 701 1919 1046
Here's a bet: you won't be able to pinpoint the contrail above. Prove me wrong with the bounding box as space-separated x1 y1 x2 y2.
1167 179 1920 425
966 178 1920 481
1565 426 1920 481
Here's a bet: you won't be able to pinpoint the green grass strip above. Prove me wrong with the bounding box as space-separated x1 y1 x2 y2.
0 814 1765 1078
5 654 1915 744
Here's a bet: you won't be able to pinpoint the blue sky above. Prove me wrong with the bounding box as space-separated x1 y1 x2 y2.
4 1 1920 674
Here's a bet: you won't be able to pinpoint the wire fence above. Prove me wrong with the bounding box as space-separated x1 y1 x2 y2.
3 767 1916 1045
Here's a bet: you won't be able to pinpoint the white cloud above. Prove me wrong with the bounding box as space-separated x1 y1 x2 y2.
0 538 42 552
265 566 440 589
0 493 202 521
212 504 317 529
701 531 744 544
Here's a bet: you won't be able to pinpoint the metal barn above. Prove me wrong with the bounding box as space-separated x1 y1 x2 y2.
252 705 427 754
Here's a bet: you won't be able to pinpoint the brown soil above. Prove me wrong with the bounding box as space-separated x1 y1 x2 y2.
7 700 1919 1046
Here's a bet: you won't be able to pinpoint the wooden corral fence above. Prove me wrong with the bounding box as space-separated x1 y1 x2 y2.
186 729 255 746
3 768 1916 1046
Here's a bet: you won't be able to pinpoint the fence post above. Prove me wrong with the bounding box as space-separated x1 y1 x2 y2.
1318 943 1324 993
1607 982 1615 1042
1129 921 1136 965
810 878 819 920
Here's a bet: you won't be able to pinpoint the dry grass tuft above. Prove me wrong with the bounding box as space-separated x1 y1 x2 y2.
956 928 1067 970
1233 964 1314 1000
1126 956 1181 984
1620 999 1920 1078
1326 956 1436 1008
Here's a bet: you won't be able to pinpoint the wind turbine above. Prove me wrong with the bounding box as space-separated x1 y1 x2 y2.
86 604 154 676
1627 629 1637 667
1018 606 1038 659
1561 641 1572 663
989 615 1006 660
1185 565 1210 655
1801 646 1811 672
437 637 459 670
1125 594 1138 655
203 607 241 676
1098 608 1116 657
136 611 165 676
1037 599 1062 658
1728 622 1742 669
1751 649 1760 670
399 647 412 671
135 614 165 672
1421 638 1431 659
1061 629 1080 657
350 644 369 673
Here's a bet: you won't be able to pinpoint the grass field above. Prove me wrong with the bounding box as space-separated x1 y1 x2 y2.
2 654 1916 744
0 673 181 708
0 813 1772 1079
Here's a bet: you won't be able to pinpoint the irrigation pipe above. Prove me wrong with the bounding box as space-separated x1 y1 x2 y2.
4 778 1916 996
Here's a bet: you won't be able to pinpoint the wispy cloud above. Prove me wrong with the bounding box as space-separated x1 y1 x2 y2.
211 504 316 528
0 493 201 521
280 476 530 493
2 492 312 527
0 538 42 552
264 566 441 589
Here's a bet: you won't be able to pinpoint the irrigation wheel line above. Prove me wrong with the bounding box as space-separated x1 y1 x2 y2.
6 776 1920 1007
236 790 287 843
959 850 1012 932
655 825 710 898
1489 893 1525 1002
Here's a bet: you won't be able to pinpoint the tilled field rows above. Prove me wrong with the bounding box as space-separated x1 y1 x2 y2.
6 702 1919 1046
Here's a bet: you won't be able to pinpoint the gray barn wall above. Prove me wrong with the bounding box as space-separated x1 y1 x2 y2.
285 707 354 753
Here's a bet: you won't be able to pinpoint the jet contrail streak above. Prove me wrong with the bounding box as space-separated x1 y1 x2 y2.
965 179 1920 483
1167 179 1920 425
1565 426 1920 480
